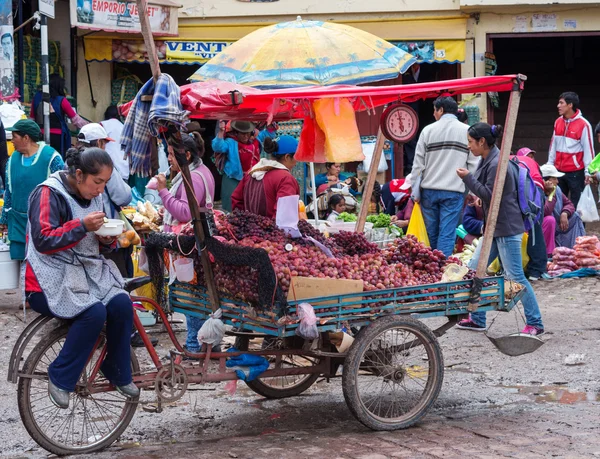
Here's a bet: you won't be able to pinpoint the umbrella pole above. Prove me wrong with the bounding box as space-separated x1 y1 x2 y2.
468 76 525 312
309 162 319 224
356 128 386 232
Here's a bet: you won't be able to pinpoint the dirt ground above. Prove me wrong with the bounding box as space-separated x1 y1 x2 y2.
0 274 599 458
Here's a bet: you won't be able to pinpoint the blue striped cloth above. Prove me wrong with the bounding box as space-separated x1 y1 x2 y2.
121 74 187 177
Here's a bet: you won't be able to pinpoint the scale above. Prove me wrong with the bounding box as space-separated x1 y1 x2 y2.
380 103 419 144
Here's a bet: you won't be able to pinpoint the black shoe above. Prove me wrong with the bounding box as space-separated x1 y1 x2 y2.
131 332 158 348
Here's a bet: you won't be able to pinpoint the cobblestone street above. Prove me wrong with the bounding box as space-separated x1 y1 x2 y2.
1 277 599 458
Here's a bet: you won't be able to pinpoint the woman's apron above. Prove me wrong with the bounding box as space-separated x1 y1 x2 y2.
6 146 58 260
25 173 126 318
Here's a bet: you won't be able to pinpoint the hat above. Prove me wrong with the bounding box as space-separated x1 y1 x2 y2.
273 135 298 156
78 123 114 144
399 173 413 190
230 120 255 133
516 147 536 157
540 164 565 178
6 119 41 140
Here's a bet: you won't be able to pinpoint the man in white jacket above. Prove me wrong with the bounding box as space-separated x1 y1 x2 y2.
410 96 480 257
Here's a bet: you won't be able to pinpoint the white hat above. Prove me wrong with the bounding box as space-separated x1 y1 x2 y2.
399 173 413 190
78 123 114 144
540 164 565 178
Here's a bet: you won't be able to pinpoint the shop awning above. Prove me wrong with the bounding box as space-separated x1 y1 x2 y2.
84 36 232 65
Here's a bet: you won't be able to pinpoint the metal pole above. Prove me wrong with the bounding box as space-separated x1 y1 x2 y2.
40 14 50 144
309 162 319 225
468 76 524 312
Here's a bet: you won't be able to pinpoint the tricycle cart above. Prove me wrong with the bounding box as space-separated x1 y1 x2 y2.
8 274 524 455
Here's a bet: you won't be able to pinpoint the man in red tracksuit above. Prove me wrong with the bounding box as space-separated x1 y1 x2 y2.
548 91 594 208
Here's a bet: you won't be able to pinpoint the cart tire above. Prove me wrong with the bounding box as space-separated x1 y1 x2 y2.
342 315 443 431
235 335 320 399
18 324 140 456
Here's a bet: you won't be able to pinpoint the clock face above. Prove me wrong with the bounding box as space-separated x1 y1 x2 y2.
380 104 419 143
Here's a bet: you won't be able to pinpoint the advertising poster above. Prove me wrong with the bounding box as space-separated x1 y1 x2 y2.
0 0 15 100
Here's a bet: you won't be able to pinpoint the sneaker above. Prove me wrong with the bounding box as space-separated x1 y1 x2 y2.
528 276 539 281
540 273 552 280
116 382 140 398
131 332 158 348
521 325 545 336
48 380 70 409
456 318 487 332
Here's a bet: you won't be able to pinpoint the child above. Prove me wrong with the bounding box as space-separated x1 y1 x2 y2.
326 194 347 223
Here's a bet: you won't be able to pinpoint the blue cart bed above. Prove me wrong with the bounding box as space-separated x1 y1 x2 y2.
169 276 525 337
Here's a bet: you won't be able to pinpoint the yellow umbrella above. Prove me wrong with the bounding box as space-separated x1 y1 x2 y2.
190 16 416 88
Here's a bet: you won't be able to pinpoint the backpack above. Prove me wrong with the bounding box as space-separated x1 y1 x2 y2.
507 157 544 236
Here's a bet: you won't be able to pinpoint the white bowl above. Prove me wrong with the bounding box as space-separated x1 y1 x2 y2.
95 219 125 237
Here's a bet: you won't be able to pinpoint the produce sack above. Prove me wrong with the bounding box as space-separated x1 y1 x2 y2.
488 232 529 272
295 116 327 163
314 98 365 163
295 303 319 340
198 308 226 345
406 202 430 247
576 185 599 222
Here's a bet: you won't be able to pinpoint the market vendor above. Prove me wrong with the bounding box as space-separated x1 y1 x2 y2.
540 164 585 253
25 146 139 409
0 119 64 260
231 135 299 218
314 162 359 196
212 120 276 212
381 177 414 228
153 131 215 354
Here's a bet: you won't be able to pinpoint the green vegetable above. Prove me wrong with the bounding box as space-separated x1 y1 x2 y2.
371 213 392 228
338 212 357 222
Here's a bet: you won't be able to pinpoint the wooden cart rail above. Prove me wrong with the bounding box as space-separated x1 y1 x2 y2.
169 276 523 338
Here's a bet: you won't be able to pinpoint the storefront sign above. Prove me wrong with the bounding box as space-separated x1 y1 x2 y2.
39 0 56 19
564 19 577 30
70 0 179 36
0 1 14 100
513 15 528 33
485 52 500 109
165 41 231 62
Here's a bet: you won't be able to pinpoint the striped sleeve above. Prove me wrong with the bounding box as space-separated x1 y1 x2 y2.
28 186 87 255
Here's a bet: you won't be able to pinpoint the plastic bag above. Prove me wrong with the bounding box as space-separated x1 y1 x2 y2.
314 98 364 163
226 349 269 382
361 142 388 174
489 232 529 271
295 303 319 340
406 202 430 247
576 185 599 222
198 308 225 345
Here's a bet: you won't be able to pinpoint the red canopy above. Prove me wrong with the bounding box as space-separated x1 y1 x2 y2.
120 75 522 121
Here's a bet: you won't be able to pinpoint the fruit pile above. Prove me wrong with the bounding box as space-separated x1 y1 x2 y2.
182 211 469 305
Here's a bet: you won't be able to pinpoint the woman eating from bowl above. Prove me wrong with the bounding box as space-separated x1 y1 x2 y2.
231 135 300 218
153 131 215 354
25 147 139 409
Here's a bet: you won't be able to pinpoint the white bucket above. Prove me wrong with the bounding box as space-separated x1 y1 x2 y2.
173 257 195 283
0 250 19 290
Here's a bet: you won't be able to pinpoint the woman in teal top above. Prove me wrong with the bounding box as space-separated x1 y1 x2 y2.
0 120 64 260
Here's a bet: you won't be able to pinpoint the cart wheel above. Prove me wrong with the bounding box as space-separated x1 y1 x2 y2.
235 335 320 399
342 316 444 431
17 324 140 456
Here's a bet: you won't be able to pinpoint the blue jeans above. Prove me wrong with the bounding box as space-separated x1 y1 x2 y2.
185 315 204 352
29 292 134 392
420 189 464 257
469 234 543 329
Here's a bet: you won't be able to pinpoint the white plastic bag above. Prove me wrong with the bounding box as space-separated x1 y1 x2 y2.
576 185 600 222
276 194 301 238
198 308 226 345
361 142 388 174
295 303 319 340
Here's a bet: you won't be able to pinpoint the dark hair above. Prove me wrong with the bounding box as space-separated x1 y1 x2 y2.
433 96 458 115
104 105 120 120
595 122 600 136
457 108 468 123
264 137 294 163
65 146 113 177
328 194 345 212
468 122 503 147
1 33 12 43
49 73 66 98
325 162 340 171
182 131 205 164
14 130 40 143
559 91 579 111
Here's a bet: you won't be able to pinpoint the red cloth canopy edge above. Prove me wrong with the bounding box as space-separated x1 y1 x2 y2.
120 75 522 121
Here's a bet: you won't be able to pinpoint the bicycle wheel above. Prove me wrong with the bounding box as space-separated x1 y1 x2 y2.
342 316 444 431
235 335 321 399
17 324 140 455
